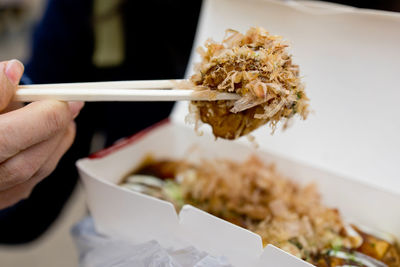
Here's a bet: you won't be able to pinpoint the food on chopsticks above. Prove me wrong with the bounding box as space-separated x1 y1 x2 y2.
121 156 400 267
187 27 309 139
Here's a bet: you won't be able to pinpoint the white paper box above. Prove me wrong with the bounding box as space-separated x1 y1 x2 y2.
77 121 400 267
77 0 400 266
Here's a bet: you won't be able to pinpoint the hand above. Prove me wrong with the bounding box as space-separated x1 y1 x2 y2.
0 60 84 209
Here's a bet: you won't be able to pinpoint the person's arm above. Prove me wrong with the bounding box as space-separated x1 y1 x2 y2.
0 59 83 209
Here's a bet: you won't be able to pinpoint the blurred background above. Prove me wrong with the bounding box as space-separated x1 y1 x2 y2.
0 0 399 266
0 0 45 61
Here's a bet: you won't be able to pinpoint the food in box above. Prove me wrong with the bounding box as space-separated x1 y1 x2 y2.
120 154 399 266
77 122 400 267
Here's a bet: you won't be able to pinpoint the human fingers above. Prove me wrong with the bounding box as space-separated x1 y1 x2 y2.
0 60 24 112
0 101 24 114
0 123 66 191
31 121 76 186
0 100 83 163
0 122 76 209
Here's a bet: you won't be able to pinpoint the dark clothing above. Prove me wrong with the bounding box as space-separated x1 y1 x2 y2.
0 0 202 244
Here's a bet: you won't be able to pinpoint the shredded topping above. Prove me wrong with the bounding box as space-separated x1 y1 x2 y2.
189 27 309 139
179 156 352 259
122 156 400 266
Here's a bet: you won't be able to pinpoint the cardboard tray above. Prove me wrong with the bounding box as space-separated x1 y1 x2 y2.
77 0 400 266
77 121 400 267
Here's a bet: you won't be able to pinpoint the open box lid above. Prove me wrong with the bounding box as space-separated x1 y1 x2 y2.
171 0 400 195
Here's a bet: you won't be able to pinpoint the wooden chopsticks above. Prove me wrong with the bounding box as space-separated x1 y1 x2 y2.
15 79 240 102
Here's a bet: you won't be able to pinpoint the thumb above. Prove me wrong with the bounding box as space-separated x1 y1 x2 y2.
0 60 24 112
